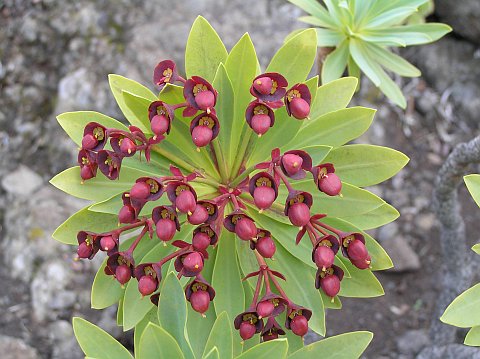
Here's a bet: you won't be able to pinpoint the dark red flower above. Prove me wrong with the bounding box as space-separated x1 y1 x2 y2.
81 122 107 151
249 172 278 210
224 210 257 241
312 163 342 196
284 191 313 227
148 101 175 136
192 224 218 251
245 101 275 136
234 310 264 340
97 150 122 180
184 76 217 113
77 149 98 181
153 60 180 88
315 265 344 298
280 150 312 179
284 83 311 120
118 192 143 224
188 200 218 225
134 263 162 296
339 232 371 268
250 230 276 258
256 292 287 319
250 72 288 102
312 235 340 270
110 134 137 157
174 250 204 277
107 252 135 285
152 206 180 242
185 276 216 314
76 231 101 259
129 177 164 203
285 304 312 337
261 317 285 342
189 112 220 148
166 182 198 214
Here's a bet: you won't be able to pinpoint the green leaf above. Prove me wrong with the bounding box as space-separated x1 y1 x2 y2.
465 326 480 347
121 90 153 133
225 33 259 166
288 331 373 359
441 283 480 327
236 339 288 359
472 243 480 255
73 317 133 359
321 40 348 84
287 0 337 28
376 64 407 108
108 74 157 130
212 63 235 169
363 43 421 77
53 206 119 245
212 231 245 321
267 29 317 85
343 203 400 230
202 312 233 359
290 107 375 149
203 347 220 359
323 144 409 187
365 7 419 28
362 23 451 46
134 308 159 357
158 272 195 359
349 39 381 86
57 111 128 147
315 28 345 47
50 166 152 201
137 323 185 359
464 174 480 208
310 77 358 119
338 259 385 297
185 16 228 82
91 257 124 310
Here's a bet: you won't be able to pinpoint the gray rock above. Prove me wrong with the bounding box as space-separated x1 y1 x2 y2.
378 231 421 272
396 329 430 355
436 0 480 45
49 320 83 359
417 344 480 359
0 335 38 359
1 165 43 196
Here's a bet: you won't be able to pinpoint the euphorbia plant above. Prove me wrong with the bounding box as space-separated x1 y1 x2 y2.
51 16 408 358
441 174 480 347
287 0 451 108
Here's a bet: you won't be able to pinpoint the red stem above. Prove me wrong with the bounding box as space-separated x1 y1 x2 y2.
126 226 149 254
274 166 295 193
268 271 291 303
314 221 343 236
158 246 190 266
251 273 263 307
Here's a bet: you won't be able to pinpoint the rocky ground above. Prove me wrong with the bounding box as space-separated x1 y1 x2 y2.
1 0 480 358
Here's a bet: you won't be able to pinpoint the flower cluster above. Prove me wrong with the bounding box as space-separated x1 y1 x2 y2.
74 59 371 342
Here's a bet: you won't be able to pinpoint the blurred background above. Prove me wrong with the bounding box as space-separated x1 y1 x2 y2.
1 0 479 358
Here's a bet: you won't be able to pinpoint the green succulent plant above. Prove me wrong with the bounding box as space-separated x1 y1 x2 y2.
287 0 451 108
441 174 480 347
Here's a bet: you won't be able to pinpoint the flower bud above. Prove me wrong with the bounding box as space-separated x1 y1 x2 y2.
282 153 303 176
239 322 257 341
235 217 257 241
155 218 177 242
77 241 93 259
290 315 309 336
256 300 275 318
118 205 136 224
138 275 158 296
176 190 197 214
188 204 209 225
100 236 116 252
81 134 98 150
80 165 95 181
253 186 276 210
347 239 369 261
192 125 213 148
130 182 151 201
115 264 132 285
183 252 204 274
192 232 211 251
319 173 342 196
190 290 211 314
314 245 335 269
119 137 136 156
255 235 276 258
288 202 310 227
151 114 170 136
195 90 215 111
253 76 273 95
289 97 310 119
351 255 371 269
251 114 271 136
320 274 340 298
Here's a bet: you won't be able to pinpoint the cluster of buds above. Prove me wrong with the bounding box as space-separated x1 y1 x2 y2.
74 59 371 342
246 73 311 136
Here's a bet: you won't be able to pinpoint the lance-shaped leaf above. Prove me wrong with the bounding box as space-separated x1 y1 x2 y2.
137 323 185 359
